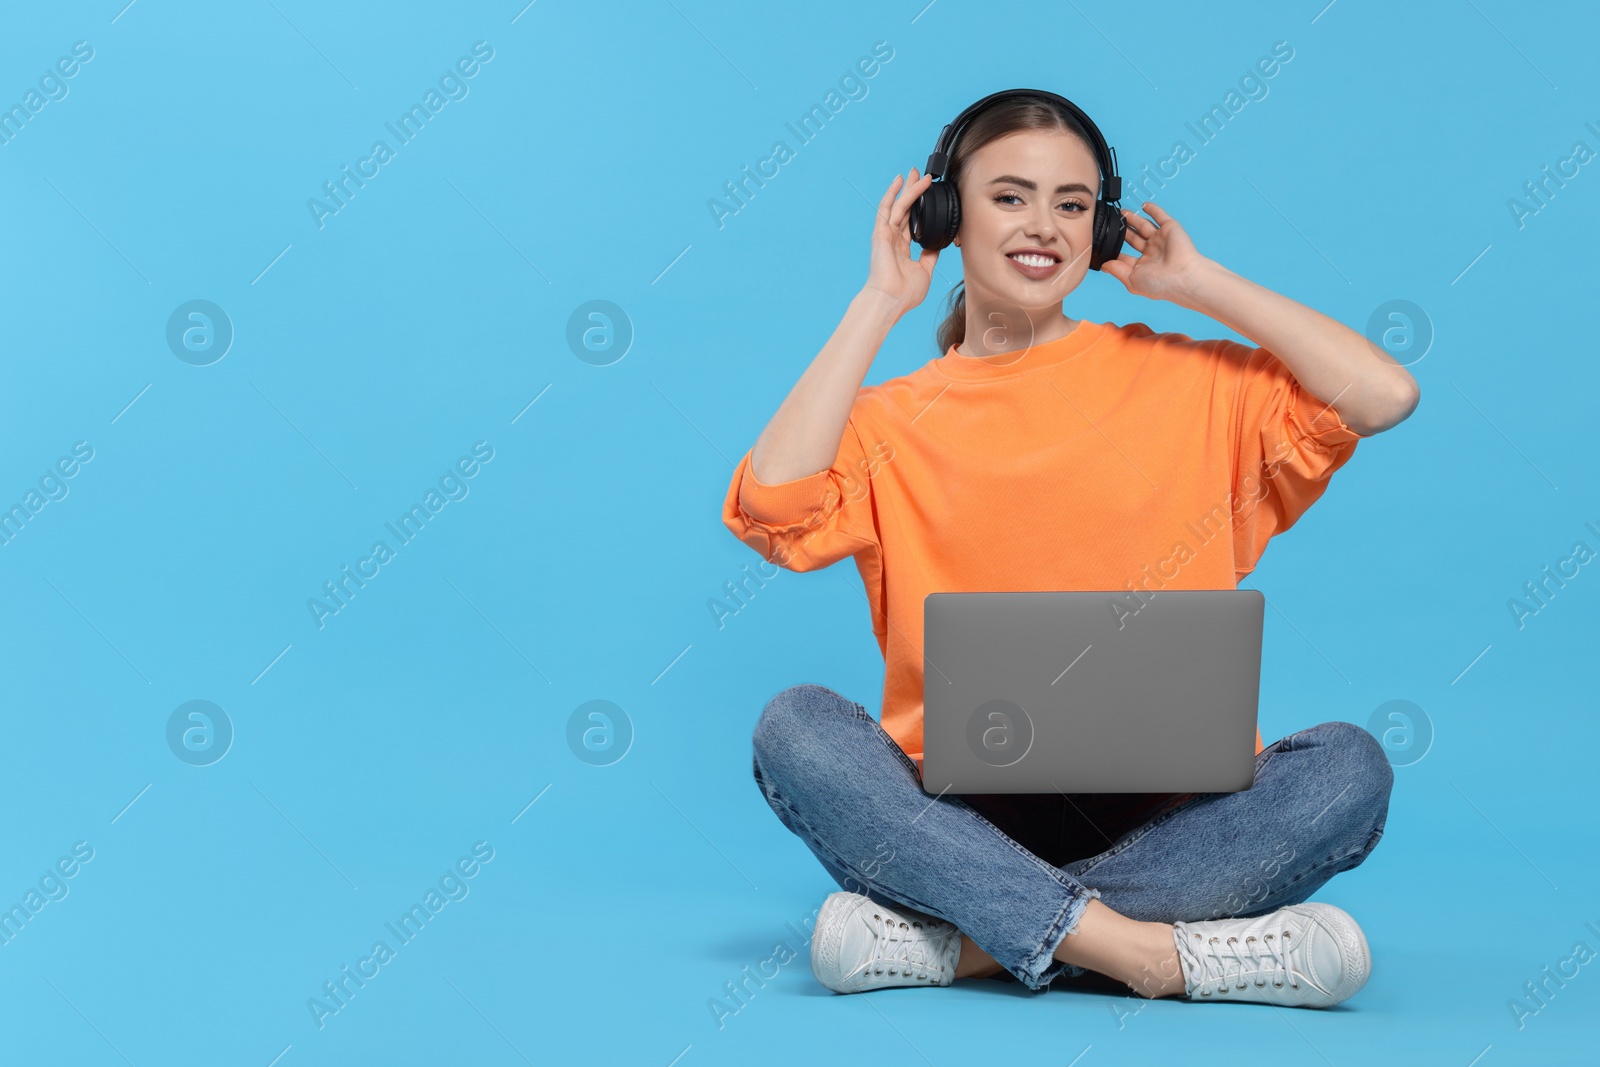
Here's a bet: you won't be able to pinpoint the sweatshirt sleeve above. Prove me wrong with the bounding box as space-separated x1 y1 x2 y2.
721 415 882 573
1220 340 1364 581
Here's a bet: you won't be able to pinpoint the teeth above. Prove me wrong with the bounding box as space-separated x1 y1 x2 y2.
1009 254 1056 267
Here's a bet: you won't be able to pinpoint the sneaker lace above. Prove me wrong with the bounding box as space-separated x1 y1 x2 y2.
866 911 947 982
1189 928 1298 997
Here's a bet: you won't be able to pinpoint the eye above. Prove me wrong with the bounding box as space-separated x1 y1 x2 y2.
992 193 1089 213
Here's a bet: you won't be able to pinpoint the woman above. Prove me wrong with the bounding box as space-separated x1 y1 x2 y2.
720 90 1416 1008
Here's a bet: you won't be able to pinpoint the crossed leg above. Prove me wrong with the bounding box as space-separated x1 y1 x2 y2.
752 683 1392 994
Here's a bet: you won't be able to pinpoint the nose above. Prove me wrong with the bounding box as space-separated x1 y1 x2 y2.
1023 200 1060 243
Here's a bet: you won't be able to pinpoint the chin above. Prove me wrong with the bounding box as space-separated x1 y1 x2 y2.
981 282 1061 311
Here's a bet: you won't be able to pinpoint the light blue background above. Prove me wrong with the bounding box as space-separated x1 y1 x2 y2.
1 1 1595 1063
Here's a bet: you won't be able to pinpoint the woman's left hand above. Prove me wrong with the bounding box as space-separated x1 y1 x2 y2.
1100 202 1210 303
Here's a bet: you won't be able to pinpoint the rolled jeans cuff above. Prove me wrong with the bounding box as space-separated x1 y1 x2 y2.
1015 883 1102 990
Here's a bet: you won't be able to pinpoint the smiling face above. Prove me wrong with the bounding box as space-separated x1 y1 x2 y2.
953 127 1101 314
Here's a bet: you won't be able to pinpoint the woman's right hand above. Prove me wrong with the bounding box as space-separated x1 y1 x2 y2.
862 168 941 320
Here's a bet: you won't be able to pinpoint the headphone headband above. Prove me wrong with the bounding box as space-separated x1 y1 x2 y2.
924 89 1121 204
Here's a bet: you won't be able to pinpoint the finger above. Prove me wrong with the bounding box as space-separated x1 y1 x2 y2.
896 167 921 211
1142 201 1174 224
888 172 935 229
892 168 930 212
884 173 906 201
1102 258 1141 291
876 174 903 224
1109 249 1140 274
1121 207 1149 238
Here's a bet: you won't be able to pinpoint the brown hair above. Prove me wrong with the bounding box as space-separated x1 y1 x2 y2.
934 98 1099 355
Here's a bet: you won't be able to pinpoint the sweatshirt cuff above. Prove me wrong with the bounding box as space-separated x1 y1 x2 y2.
1288 385 1365 448
737 455 833 528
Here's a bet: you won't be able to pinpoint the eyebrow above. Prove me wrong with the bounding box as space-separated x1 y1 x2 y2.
988 175 1095 195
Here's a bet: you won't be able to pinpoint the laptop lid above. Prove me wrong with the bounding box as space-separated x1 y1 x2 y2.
922 590 1263 795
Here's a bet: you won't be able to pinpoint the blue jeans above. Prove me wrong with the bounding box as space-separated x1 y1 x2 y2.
751 683 1392 991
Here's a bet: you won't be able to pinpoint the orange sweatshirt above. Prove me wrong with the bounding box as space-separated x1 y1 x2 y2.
723 318 1363 773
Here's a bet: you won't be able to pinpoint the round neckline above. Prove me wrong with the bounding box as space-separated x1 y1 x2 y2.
928 319 1111 382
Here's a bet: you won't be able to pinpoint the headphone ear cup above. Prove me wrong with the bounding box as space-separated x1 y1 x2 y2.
1089 202 1128 271
911 182 959 251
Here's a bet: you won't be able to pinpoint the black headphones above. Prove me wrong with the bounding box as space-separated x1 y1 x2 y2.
909 88 1127 271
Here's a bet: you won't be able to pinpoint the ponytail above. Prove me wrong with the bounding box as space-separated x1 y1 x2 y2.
935 283 966 355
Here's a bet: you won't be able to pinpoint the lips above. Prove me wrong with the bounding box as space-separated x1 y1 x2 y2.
1006 250 1063 279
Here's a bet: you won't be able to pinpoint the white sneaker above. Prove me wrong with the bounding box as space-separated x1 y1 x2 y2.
810 892 962 993
1172 902 1371 1008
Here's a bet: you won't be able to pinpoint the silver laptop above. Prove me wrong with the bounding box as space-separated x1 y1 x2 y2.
922 590 1263 795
